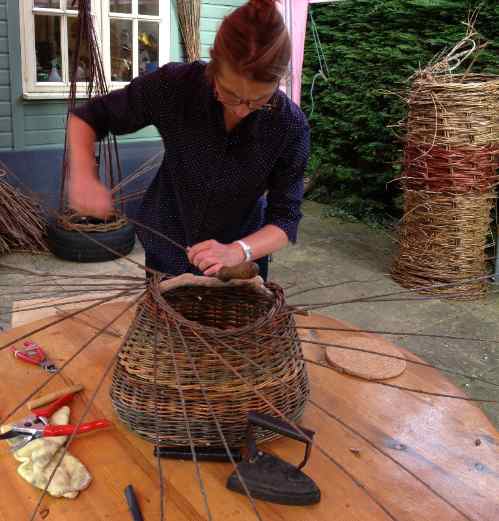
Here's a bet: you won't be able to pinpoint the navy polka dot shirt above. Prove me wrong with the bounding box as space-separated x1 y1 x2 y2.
72 61 310 276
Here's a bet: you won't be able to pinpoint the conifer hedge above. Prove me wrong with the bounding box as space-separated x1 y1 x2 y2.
301 0 499 220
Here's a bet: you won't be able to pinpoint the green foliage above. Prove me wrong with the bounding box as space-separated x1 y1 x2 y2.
302 0 499 220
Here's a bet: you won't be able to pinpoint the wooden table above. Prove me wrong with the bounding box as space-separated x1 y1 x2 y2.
0 303 498 521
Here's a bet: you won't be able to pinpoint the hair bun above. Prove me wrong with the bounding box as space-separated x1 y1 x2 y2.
250 0 277 10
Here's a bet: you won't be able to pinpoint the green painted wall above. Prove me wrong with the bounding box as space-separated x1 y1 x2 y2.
2 0 244 151
200 0 244 59
0 0 12 150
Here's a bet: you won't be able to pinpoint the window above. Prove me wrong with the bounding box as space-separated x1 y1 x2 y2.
20 0 170 99
102 0 167 84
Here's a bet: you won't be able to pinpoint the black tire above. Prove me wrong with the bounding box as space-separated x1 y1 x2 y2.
47 220 136 263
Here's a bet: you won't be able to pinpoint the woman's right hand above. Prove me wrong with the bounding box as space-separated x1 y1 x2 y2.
67 114 113 219
68 172 113 219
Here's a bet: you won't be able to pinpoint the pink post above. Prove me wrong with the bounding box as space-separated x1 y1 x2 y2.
291 0 311 105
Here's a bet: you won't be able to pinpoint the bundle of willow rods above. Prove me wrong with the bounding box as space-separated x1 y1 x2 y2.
392 69 499 299
61 0 124 215
176 0 201 63
0 170 48 255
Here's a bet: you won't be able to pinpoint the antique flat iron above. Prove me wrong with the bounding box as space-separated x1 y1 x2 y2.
226 411 321 506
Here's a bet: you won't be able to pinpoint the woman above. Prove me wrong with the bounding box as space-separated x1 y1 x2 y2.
68 0 310 280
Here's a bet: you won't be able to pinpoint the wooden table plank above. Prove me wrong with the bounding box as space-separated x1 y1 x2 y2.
0 304 497 521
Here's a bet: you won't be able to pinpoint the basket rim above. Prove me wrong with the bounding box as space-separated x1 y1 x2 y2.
147 277 283 338
57 209 128 232
414 72 499 88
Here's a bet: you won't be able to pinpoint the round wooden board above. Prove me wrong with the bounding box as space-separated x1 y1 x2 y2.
324 330 407 380
0 303 497 521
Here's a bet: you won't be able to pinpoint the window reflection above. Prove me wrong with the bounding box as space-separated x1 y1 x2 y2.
35 15 62 82
139 0 159 16
139 22 159 76
110 19 132 82
68 17 89 81
34 0 60 8
109 0 132 14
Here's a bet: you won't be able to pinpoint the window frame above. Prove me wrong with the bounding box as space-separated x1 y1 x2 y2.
19 0 170 100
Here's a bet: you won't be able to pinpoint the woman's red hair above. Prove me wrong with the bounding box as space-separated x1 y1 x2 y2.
206 0 291 83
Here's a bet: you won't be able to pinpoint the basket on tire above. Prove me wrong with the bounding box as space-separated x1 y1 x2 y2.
47 212 135 263
110 279 310 448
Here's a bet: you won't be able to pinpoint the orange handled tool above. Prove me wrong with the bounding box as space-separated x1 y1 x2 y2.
27 384 84 410
31 393 77 419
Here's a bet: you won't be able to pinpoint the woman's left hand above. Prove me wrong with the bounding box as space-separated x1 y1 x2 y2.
188 240 245 276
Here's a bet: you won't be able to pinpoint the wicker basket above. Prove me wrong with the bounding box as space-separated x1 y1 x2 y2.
110 279 309 447
392 67 499 299
406 74 499 148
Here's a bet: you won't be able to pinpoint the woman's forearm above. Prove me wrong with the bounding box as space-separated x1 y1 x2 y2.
68 114 98 179
67 114 113 218
188 225 290 275
234 224 289 261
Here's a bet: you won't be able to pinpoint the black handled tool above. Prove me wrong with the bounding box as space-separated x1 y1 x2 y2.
124 485 144 521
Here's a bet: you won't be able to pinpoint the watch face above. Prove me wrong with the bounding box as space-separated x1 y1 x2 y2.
237 241 252 262
244 245 252 261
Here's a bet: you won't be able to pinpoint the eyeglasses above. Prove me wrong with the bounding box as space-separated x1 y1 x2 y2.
214 77 277 112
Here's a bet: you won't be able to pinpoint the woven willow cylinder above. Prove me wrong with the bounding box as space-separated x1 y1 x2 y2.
110 281 309 447
406 74 499 147
392 189 494 299
402 143 499 193
393 72 499 299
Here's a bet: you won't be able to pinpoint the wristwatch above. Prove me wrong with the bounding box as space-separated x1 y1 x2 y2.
236 240 253 262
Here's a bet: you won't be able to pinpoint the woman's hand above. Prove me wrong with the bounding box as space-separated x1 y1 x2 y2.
68 173 113 219
188 240 245 276
67 114 112 219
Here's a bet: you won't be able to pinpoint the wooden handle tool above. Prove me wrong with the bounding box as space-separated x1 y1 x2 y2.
217 262 260 282
27 384 84 410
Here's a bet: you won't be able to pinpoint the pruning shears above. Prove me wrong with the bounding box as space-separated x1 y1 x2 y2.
0 392 111 451
11 340 58 373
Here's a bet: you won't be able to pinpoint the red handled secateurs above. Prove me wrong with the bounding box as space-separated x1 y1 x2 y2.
0 392 111 451
11 340 58 373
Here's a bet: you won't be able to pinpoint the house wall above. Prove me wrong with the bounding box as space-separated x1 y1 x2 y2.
0 0 12 150
0 1 246 214
0 0 244 152
200 0 243 60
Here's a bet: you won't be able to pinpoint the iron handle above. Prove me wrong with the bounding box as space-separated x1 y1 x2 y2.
247 411 315 444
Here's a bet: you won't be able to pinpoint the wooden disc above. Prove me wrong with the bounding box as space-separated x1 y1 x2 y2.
325 331 407 380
